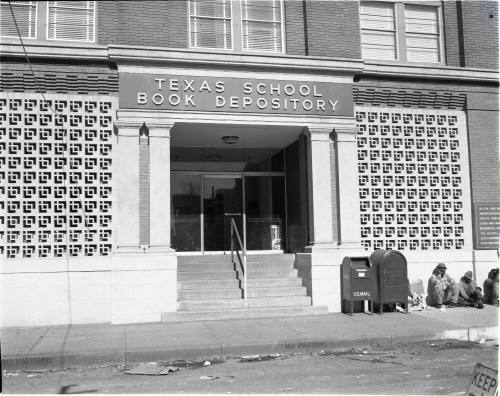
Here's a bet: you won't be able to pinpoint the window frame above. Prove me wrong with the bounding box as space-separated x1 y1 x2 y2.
46 1 96 43
239 0 285 54
188 0 286 54
360 0 445 65
188 0 235 51
0 1 38 40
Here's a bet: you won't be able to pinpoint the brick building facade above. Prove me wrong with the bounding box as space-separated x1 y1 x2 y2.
1 0 498 326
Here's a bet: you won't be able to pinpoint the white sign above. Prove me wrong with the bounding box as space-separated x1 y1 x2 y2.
466 363 498 396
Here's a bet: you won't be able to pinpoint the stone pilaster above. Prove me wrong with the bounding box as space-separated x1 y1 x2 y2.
303 127 336 252
111 121 176 324
295 124 365 313
148 123 174 252
332 128 364 250
113 122 141 250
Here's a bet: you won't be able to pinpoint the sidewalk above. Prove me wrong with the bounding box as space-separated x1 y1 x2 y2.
1 305 498 370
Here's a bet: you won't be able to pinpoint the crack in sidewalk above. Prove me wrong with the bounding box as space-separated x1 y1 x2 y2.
202 321 223 357
25 326 52 356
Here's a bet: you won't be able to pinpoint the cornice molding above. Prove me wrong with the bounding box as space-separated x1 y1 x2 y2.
107 45 364 75
303 126 333 142
0 42 109 61
362 61 499 83
1 42 497 84
114 120 175 134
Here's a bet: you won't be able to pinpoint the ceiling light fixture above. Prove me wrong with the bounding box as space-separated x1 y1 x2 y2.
222 135 239 144
206 154 221 161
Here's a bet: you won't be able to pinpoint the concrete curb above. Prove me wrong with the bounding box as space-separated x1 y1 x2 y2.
2 326 497 371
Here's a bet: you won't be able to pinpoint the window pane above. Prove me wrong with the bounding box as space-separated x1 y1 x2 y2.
360 2 397 60
242 0 283 52
0 1 37 39
361 31 397 60
47 1 95 42
360 2 395 30
405 4 438 34
242 21 282 52
190 0 232 49
405 4 440 63
171 175 201 252
192 0 231 18
245 176 286 251
243 0 281 22
406 35 440 63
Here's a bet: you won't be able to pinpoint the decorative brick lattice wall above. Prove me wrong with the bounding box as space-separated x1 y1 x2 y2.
0 93 116 259
356 107 471 251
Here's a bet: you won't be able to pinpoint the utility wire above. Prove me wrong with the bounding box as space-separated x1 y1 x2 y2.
7 0 93 239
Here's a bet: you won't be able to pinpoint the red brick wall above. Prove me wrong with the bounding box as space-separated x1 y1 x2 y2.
97 0 187 48
466 92 500 204
284 0 306 56
461 0 499 69
442 1 462 67
305 0 361 59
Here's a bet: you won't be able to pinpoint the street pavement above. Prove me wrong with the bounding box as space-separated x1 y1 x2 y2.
1 305 498 371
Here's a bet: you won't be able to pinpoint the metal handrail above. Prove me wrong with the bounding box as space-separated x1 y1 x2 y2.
230 217 247 306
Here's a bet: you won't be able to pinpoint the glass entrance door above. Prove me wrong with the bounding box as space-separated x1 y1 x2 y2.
171 173 286 253
202 176 243 251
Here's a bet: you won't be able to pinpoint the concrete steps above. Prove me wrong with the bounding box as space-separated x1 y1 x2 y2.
247 286 306 297
170 254 328 320
179 288 243 300
178 279 240 290
178 271 237 281
179 298 246 311
247 295 311 308
163 305 329 323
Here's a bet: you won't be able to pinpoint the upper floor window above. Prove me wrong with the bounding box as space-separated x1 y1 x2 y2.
47 1 95 42
189 0 284 53
1 1 38 39
360 1 443 64
0 0 95 43
190 0 232 49
241 0 283 52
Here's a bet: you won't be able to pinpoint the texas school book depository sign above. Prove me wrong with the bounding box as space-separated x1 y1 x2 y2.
119 73 353 117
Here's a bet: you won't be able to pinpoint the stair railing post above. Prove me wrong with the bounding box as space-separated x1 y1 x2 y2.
243 251 247 306
230 218 234 265
243 213 247 306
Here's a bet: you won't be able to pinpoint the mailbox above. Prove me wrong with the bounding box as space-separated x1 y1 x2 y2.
370 249 408 314
341 256 376 315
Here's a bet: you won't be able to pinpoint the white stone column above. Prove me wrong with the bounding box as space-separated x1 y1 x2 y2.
149 123 174 252
113 123 141 250
111 121 177 325
304 127 336 251
333 128 363 249
295 125 365 313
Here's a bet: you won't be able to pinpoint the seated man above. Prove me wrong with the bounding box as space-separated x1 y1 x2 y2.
458 271 484 309
483 268 499 306
426 263 459 308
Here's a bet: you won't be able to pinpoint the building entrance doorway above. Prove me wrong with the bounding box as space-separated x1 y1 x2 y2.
171 173 286 253
203 176 243 252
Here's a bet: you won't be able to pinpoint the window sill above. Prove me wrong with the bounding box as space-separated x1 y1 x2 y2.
188 46 286 57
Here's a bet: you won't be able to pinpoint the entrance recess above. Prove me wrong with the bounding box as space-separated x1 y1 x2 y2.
203 176 243 252
171 173 286 253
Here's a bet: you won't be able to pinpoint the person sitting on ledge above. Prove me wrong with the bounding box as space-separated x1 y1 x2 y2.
458 271 484 309
483 268 499 306
426 263 460 309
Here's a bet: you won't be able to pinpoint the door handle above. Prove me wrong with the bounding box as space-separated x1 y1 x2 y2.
224 213 242 216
